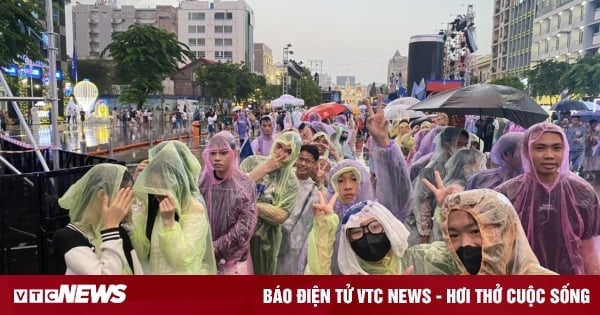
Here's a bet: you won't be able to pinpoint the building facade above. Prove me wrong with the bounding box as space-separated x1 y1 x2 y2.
254 43 277 84
491 0 511 78
531 0 598 65
387 50 408 88
72 3 177 59
470 54 492 83
178 0 254 70
491 0 536 79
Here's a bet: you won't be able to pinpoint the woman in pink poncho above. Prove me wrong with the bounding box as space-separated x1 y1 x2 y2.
200 131 258 274
495 122 600 274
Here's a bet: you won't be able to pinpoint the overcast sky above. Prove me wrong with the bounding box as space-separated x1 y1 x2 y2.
67 0 493 85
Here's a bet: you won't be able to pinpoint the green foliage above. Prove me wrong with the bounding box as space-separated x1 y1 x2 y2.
0 0 45 65
488 76 526 91
196 61 238 109
101 24 194 107
559 54 600 98
76 59 130 95
289 70 322 107
524 59 567 103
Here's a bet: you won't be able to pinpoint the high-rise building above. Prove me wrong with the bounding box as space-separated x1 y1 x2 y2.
491 0 511 78
387 50 408 88
530 1 596 65
178 0 255 71
491 0 536 79
254 43 277 84
72 3 177 59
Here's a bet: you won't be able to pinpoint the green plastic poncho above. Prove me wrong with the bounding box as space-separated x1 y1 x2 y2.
240 131 301 274
57 163 136 274
130 141 217 274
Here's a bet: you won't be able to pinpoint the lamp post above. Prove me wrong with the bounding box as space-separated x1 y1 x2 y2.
282 44 293 95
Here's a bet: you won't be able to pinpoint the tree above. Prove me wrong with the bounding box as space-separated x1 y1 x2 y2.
196 61 238 110
524 59 567 104
469 75 479 84
0 0 45 66
488 76 525 90
559 54 600 99
76 59 130 95
101 24 194 108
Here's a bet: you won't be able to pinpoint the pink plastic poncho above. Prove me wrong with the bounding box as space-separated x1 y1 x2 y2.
465 132 524 190
496 122 600 274
200 131 258 274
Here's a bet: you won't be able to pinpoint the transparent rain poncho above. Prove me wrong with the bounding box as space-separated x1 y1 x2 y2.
328 159 374 217
251 115 276 156
430 148 487 242
407 127 469 245
371 140 414 221
130 141 217 274
200 131 257 274
59 163 129 235
240 131 302 274
306 200 461 275
465 132 525 190
439 189 557 275
57 163 135 274
496 122 600 274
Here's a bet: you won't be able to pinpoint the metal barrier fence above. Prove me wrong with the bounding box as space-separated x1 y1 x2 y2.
0 136 125 274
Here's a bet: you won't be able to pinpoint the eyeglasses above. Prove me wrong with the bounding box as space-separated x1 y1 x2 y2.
347 221 384 241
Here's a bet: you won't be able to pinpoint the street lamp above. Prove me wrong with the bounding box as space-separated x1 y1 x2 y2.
282 44 293 95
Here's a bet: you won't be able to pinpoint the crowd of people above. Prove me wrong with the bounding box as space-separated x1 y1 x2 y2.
52 94 600 275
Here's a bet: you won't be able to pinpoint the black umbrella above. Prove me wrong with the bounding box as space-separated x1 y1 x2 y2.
406 84 548 128
550 100 589 111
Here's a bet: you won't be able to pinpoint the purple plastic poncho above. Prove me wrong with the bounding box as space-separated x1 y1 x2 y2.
234 112 250 141
465 132 525 190
199 131 257 274
327 159 374 217
372 141 414 221
308 112 322 122
251 115 276 156
412 126 446 162
496 122 600 274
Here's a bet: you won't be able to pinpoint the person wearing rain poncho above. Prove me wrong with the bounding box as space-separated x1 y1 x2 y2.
420 176 557 275
251 115 276 156
200 131 257 274
311 131 340 162
129 141 217 274
305 197 461 275
496 122 600 274
408 126 470 245
53 164 141 275
428 148 488 242
465 132 524 190
240 131 301 274
364 107 414 222
276 144 322 274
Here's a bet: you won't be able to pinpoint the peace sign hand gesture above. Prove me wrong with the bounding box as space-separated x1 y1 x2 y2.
315 161 327 186
312 191 338 217
422 170 451 206
366 94 390 147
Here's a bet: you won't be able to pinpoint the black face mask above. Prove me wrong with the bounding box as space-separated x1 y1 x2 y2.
456 246 482 275
350 233 391 262
340 136 348 142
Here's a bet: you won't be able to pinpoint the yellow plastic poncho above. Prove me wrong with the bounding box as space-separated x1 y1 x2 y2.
439 189 557 275
57 163 137 274
130 141 217 274
240 131 301 274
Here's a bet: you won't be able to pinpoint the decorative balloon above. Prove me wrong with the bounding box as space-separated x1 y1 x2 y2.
73 79 98 113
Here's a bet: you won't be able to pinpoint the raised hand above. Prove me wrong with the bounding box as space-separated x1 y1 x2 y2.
422 170 450 207
159 194 178 228
366 94 390 147
312 191 338 217
102 187 134 229
264 148 288 172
